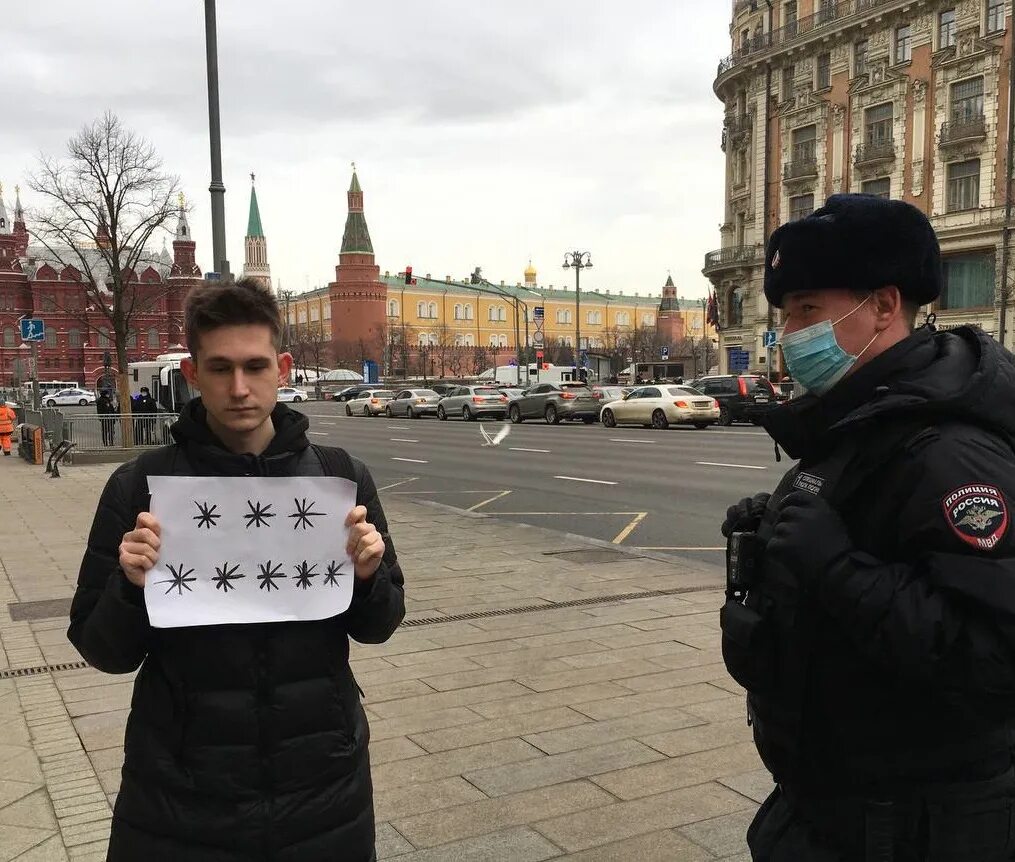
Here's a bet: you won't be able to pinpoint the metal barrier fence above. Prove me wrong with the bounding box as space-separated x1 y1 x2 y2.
63 413 178 451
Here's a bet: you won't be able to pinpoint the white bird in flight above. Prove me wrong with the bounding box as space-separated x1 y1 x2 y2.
480 422 511 447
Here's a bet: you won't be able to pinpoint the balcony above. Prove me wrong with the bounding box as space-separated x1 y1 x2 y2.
716 0 895 84
783 158 818 181
703 245 762 276
854 140 896 168
722 114 752 151
939 116 987 147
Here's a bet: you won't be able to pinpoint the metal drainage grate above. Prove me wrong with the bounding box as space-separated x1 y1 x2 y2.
544 548 638 564
401 583 720 628
0 661 89 680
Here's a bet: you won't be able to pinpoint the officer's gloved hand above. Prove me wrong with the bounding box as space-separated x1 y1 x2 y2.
721 492 771 539
766 491 853 586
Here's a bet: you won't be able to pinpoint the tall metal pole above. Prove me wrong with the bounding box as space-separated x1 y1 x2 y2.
999 55 1015 348
204 0 231 279
575 265 581 375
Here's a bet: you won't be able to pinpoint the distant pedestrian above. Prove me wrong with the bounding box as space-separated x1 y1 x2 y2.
137 387 157 444
0 400 15 457
97 390 116 446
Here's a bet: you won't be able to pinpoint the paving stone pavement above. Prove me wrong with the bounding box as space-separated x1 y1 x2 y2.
0 458 769 861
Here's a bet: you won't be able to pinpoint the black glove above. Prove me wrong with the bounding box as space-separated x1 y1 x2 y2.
721 492 771 539
766 491 853 587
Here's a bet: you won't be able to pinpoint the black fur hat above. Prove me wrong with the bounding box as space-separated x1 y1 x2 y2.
764 194 942 308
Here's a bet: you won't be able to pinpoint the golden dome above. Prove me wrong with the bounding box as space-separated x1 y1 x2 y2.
524 259 537 278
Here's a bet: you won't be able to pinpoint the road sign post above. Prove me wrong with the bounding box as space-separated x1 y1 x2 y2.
661 345 669 360
19 318 44 409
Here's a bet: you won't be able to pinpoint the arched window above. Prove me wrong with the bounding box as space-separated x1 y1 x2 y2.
68 329 82 348
616 312 630 326
464 304 473 320
388 300 399 317
45 328 57 347
416 301 426 318
147 328 160 349
428 302 437 319
729 287 745 326
642 314 655 327
127 330 138 349
2 327 15 347
98 328 110 348
454 304 463 320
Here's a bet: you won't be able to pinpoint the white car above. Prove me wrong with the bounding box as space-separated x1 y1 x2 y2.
277 386 309 403
600 385 720 430
345 389 395 416
46 388 96 407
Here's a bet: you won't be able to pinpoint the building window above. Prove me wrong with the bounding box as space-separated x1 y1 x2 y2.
464 304 473 320
488 305 506 322
940 9 957 48
791 124 817 166
947 159 981 211
895 25 912 64
310 306 320 322
616 312 630 326
454 304 462 320
865 102 894 146
388 300 399 317
861 177 891 199
98 328 110 349
782 64 794 102
790 193 815 221
3 326 15 347
68 329 82 348
816 52 831 90
854 39 868 77
44 328 57 347
988 0 1005 33
586 311 602 325
297 307 307 323
127 331 137 349
641 314 655 327
952 77 985 123
147 327 159 349
941 252 995 309
729 287 745 327
556 309 572 325
784 1 797 36
324 304 331 319
428 302 437 319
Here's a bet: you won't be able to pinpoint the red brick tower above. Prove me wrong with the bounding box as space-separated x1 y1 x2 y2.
167 196 203 347
656 273 686 345
328 166 385 365
12 185 28 258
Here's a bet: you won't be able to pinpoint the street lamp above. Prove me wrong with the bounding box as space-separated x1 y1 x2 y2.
562 251 592 379
204 0 231 279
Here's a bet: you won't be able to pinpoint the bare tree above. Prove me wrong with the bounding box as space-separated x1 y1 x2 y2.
471 345 490 376
27 113 181 422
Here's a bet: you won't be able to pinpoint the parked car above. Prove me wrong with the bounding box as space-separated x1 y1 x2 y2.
498 387 527 400
430 382 462 398
591 385 629 404
345 389 395 416
508 383 598 424
436 386 508 421
46 388 96 407
600 385 719 430
386 389 441 418
690 374 779 426
332 384 376 403
277 386 308 403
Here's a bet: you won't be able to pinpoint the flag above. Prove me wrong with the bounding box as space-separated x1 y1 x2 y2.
706 291 721 332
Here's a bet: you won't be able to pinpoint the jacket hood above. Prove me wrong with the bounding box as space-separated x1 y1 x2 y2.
764 325 1015 460
170 398 311 470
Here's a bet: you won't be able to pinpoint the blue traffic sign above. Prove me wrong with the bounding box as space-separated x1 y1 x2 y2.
763 329 778 349
661 346 669 360
533 306 545 320
728 348 750 372
20 318 45 342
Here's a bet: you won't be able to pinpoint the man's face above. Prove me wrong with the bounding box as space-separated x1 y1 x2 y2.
781 288 876 358
181 324 292 436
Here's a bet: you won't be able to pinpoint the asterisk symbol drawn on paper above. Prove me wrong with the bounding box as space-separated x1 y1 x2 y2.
257 560 286 591
158 563 196 596
323 560 347 586
293 560 319 590
288 497 326 531
212 562 245 592
193 500 222 530
243 500 275 529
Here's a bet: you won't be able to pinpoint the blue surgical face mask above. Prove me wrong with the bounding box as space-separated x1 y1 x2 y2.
779 298 877 396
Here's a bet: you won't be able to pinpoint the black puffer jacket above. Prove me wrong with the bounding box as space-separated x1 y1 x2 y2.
68 401 405 862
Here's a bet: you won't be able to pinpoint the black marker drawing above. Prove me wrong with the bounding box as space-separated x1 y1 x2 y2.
323 561 346 586
213 562 245 592
244 500 275 529
293 561 319 589
193 500 222 530
288 497 327 530
158 563 196 595
257 560 286 591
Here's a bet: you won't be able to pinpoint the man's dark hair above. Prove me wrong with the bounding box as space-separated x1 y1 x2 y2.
184 278 282 356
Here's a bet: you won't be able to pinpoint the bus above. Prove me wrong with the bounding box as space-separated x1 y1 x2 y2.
21 380 82 400
128 353 196 413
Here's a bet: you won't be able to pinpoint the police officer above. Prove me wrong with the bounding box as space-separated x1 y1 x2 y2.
720 194 1015 861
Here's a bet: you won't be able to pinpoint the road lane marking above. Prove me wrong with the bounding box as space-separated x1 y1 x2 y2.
509 447 551 453
554 476 617 485
308 431 329 436
390 438 419 443
468 490 513 512
387 425 410 430
494 511 642 516
390 490 505 495
609 438 654 444
612 512 648 544
317 421 337 426
392 457 428 464
637 546 725 551
695 461 767 470
377 477 418 492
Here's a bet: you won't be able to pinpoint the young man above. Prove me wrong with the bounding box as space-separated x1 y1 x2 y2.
68 278 404 862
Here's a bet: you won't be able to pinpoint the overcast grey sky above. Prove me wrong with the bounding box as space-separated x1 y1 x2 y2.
2 1 731 299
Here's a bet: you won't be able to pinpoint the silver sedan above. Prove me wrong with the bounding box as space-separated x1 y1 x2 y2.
386 389 441 418
436 386 509 421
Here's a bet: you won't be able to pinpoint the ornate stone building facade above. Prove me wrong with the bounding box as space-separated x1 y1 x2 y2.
707 0 1014 373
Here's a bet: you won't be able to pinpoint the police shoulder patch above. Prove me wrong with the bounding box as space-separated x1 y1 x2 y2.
942 484 1009 551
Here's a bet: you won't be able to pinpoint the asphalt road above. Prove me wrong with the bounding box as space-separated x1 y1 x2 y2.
291 402 788 565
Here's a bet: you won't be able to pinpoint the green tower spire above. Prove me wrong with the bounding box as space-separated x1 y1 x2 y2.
341 165 373 254
246 173 264 238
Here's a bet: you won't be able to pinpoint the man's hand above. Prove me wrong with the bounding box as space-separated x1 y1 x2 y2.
119 512 161 588
721 492 771 538
766 491 852 585
346 506 385 581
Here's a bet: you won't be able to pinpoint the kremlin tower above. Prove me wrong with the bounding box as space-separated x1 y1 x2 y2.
242 174 272 290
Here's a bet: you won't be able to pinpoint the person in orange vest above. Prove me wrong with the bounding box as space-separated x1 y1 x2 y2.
0 401 16 456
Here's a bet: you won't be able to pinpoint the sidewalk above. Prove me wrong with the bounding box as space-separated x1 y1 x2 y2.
0 459 768 861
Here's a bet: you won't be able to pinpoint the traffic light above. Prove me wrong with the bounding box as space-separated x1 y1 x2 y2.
404 266 414 285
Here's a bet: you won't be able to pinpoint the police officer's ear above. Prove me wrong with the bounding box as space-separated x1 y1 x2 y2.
871 285 905 333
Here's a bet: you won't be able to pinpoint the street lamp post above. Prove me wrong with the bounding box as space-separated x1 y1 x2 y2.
204 0 231 280
562 251 592 380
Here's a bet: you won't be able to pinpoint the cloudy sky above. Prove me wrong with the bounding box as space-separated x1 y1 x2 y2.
2 1 731 300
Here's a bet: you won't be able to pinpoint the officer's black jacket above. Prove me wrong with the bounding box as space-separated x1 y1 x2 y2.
68 401 405 861
748 325 1015 790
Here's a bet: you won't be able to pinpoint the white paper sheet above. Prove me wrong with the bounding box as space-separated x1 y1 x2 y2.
145 476 358 628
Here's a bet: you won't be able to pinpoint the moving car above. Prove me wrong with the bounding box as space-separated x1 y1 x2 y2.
386 389 441 418
436 386 508 421
600 385 720 430
277 386 308 403
332 384 376 403
508 383 598 424
345 389 395 416
46 388 96 407
690 374 779 426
